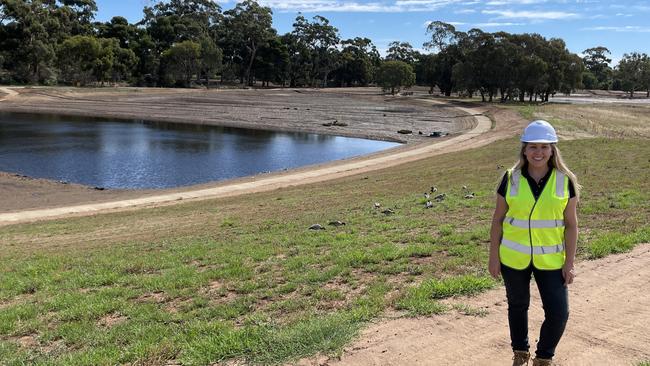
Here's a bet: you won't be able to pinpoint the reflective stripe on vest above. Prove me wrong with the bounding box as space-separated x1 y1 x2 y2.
504 216 565 229
501 238 565 255
500 168 569 270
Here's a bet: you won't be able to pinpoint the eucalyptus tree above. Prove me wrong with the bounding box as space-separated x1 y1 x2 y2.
140 0 222 84
332 37 380 86
377 60 415 95
424 21 458 53
422 21 463 96
616 52 647 98
161 40 201 87
96 16 139 49
386 41 418 65
280 32 311 87
57 35 100 85
253 35 289 86
222 0 274 85
582 46 612 90
291 14 340 87
0 0 98 82
641 55 650 97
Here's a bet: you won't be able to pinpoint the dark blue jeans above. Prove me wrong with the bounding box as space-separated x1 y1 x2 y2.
501 264 569 359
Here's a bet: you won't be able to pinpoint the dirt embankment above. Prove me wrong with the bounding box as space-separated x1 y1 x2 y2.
300 244 650 366
0 88 524 217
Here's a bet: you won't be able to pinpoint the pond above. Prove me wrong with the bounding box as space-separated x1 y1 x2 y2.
0 112 400 189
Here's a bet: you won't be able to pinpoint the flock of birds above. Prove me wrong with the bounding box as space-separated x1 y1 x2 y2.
308 184 477 230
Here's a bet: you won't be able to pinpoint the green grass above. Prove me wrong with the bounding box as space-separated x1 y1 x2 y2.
395 275 495 316
1 112 649 364
587 227 650 259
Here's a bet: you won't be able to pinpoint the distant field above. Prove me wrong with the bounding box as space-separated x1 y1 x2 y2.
515 103 650 139
1 102 648 365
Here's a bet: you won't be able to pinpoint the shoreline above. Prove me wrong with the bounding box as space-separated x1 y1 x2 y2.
0 87 520 224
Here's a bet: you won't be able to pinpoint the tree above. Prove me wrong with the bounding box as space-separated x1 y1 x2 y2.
424 21 457 53
0 0 67 82
198 37 222 85
616 52 646 98
640 55 650 97
162 40 201 87
377 60 415 95
582 46 612 90
281 32 311 87
386 41 417 65
253 36 289 86
332 37 380 87
57 35 101 85
292 14 340 87
222 0 274 85
140 0 222 85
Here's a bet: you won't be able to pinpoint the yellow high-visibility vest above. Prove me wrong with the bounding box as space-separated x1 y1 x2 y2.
500 168 569 270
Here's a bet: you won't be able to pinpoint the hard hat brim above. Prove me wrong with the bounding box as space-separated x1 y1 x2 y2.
521 138 557 143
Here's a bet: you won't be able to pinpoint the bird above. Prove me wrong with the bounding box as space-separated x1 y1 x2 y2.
462 185 468 191
434 193 446 202
425 201 433 208
374 202 381 209
430 186 438 193
464 193 475 199
328 220 346 226
382 208 395 215
309 224 326 230
424 192 430 199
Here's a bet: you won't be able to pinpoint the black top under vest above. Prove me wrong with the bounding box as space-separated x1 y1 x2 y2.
497 167 576 200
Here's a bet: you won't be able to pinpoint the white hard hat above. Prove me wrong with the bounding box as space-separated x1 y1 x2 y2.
521 120 558 143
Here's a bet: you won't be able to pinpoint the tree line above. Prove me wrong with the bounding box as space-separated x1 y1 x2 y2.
1 0 649 98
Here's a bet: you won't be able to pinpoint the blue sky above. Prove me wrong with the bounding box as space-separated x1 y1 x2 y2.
96 0 650 65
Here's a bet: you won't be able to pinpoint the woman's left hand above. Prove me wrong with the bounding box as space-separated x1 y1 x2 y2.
562 265 576 286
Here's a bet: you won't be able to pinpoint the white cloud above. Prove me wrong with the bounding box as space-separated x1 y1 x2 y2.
423 20 465 28
454 9 476 13
581 25 650 32
485 0 545 4
482 9 579 20
475 22 525 27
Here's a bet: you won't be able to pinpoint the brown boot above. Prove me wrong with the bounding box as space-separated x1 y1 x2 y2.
532 357 553 366
512 350 530 366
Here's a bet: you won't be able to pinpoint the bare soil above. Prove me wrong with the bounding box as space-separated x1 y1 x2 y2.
299 243 650 366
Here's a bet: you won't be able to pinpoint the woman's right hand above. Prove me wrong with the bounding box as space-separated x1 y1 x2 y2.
488 254 501 279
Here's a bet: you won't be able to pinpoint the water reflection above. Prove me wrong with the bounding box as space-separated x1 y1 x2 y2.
0 112 399 189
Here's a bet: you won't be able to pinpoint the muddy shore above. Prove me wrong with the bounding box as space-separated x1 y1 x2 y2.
0 87 482 213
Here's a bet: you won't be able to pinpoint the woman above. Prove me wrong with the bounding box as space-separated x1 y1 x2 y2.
489 120 580 366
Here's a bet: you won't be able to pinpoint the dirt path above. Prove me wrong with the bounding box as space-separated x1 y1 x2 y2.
0 86 19 101
304 243 650 366
0 97 522 225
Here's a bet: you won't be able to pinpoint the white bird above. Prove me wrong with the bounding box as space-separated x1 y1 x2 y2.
374 202 381 209
425 201 433 208
424 192 430 199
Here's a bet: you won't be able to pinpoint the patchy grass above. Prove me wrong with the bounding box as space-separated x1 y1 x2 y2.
587 227 650 259
451 303 490 317
1 105 649 364
395 275 495 316
512 103 650 139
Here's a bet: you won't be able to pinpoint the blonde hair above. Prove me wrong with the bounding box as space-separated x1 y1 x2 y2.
509 143 581 200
